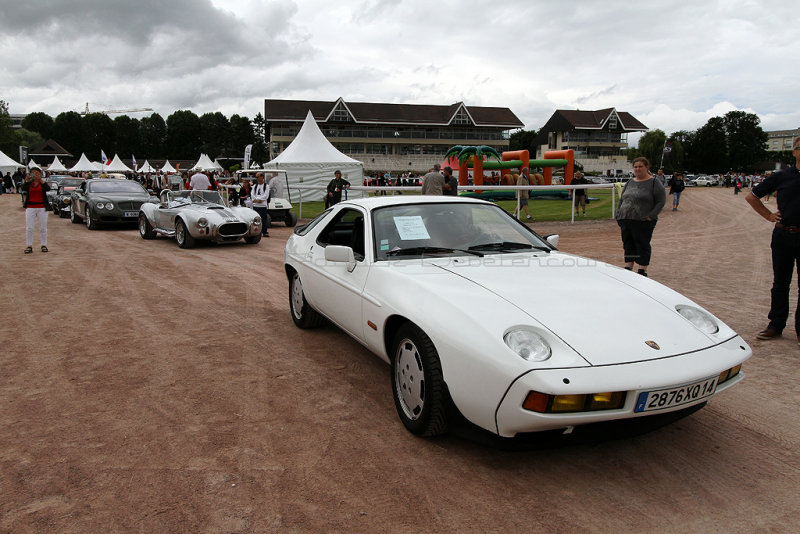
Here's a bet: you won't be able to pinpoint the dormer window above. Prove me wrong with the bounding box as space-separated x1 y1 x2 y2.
453 108 471 125
331 102 351 122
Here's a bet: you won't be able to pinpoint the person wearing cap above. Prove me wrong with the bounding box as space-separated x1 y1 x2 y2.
326 170 350 207
421 164 445 195
442 166 458 196
21 167 51 253
746 137 800 343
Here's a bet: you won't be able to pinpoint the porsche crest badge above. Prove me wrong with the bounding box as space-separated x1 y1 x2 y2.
645 340 660 350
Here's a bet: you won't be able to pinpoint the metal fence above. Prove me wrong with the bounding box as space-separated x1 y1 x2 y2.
288 183 617 224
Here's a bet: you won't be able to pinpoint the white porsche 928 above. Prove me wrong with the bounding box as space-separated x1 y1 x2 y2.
284 196 751 438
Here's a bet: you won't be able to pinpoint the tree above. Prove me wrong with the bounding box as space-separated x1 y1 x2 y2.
81 113 115 160
691 117 728 173
199 112 230 159
166 110 200 159
723 110 768 172
139 113 167 158
113 116 140 158
508 128 539 154
21 112 54 140
0 100 15 155
636 129 667 170
229 114 254 161
251 112 268 164
52 111 83 157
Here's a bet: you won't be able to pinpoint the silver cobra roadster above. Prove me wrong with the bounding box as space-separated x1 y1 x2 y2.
139 189 263 248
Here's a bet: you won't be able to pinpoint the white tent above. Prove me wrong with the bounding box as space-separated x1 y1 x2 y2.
161 160 177 173
47 156 68 173
68 153 96 173
0 149 25 177
28 159 40 169
190 153 217 172
264 111 364 201
137 160 156 173
212 158 224 172
105 154 133 173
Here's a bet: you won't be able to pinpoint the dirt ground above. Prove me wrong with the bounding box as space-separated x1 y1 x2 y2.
1 187 798 533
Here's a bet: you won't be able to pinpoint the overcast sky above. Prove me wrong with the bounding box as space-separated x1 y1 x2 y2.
1 0 797 146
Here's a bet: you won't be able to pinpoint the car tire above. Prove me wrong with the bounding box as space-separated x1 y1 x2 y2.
139 213 156 239
289 270 324 328
52 205 59 217
85 207 98 230
391 323 448 437
245 234 262 244
285 211 297 227
70 206 81 224
175 219 195 249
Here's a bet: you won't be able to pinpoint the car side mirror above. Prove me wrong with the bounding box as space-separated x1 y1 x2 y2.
325 245 357 272
544 234 559 249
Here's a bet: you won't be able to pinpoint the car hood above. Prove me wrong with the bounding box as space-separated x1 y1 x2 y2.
88 192 150 202
425 252 729 366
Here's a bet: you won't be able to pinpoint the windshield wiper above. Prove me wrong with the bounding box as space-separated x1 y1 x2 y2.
468 241 550 253
386 246 484 257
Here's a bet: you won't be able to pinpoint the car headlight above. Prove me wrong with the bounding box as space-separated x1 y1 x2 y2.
104 202 114 210
253 216 262 227
95 202 104 209
676 305 719 334
197 217 208 227
504 327 552 362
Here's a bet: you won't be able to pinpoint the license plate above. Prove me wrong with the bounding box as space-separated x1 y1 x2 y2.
635 376 718 413
124 211 138 218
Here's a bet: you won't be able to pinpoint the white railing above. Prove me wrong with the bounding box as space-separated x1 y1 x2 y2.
288 183 617 224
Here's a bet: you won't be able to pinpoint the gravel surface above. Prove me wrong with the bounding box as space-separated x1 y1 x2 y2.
1 188 798 533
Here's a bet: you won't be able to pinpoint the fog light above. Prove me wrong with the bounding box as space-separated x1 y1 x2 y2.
588 392 625 410
551 394 586 412
719 364 742 384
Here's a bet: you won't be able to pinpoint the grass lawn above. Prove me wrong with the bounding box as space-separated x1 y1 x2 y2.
287 189 617 222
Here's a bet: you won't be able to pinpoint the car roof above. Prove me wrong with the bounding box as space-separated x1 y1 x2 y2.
336 195 493 210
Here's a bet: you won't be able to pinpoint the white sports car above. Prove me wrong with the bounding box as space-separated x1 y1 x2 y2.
284 196 751 438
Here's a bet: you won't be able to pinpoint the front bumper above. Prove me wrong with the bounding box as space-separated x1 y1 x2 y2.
495 336 751 437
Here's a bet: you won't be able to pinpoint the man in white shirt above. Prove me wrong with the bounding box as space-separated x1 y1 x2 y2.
189 170 211 190
251 172 270 237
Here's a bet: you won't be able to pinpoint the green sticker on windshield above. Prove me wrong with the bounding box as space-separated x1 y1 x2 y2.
380 239 389 251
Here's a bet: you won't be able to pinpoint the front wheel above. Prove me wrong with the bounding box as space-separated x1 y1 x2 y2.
244 234 262 245
391 323 448 436
289 271 324 328
139 213 156 239
70 206 81 224
85 207 98 230
285 211 297 227
175 219 195 249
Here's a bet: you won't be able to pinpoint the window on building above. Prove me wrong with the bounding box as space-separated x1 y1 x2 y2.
331 102 352 122
453 107 471 125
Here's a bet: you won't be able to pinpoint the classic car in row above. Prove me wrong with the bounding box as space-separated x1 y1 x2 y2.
70 179 155 229
284 196 751 438
138 189 263 248
50 178 85 218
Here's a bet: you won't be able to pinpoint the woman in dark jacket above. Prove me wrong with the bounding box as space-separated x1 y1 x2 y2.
615 157 666 276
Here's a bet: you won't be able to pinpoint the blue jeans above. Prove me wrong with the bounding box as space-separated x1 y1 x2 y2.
672 191 682 205
768 227 800 333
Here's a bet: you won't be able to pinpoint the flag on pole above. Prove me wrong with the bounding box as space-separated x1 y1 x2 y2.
132 154 137 171
101 149 109 164
663 141 673 155
244 144 253 170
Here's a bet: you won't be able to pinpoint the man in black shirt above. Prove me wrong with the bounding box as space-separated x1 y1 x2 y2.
746 137 800 343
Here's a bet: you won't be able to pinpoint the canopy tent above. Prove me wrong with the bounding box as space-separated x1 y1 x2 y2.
47 156 68 173
105 154 133 173
189 153 217 172
68 153 96 173
161 160 177 173
0 149 25 177
212 158 224 172
28 159 40 169
264 110 363 201
136 160 156 173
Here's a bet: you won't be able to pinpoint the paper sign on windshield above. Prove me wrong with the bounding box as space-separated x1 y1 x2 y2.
394 216 430 240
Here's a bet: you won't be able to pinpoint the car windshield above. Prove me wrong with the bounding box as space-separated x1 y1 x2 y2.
60 179 84 188
174 190 225 205
88 180 146 194
372 202 550 260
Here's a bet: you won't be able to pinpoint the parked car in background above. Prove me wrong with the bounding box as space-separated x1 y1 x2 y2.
284 196 751 439
684 174 697 186
50 178 85 218
694 175 717 187
70 179 154 229
234 169 297 227
138 189 263 248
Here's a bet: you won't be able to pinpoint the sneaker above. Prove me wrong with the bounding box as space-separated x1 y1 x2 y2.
526 215 531 220
637 269 648 277
756 327 782 340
